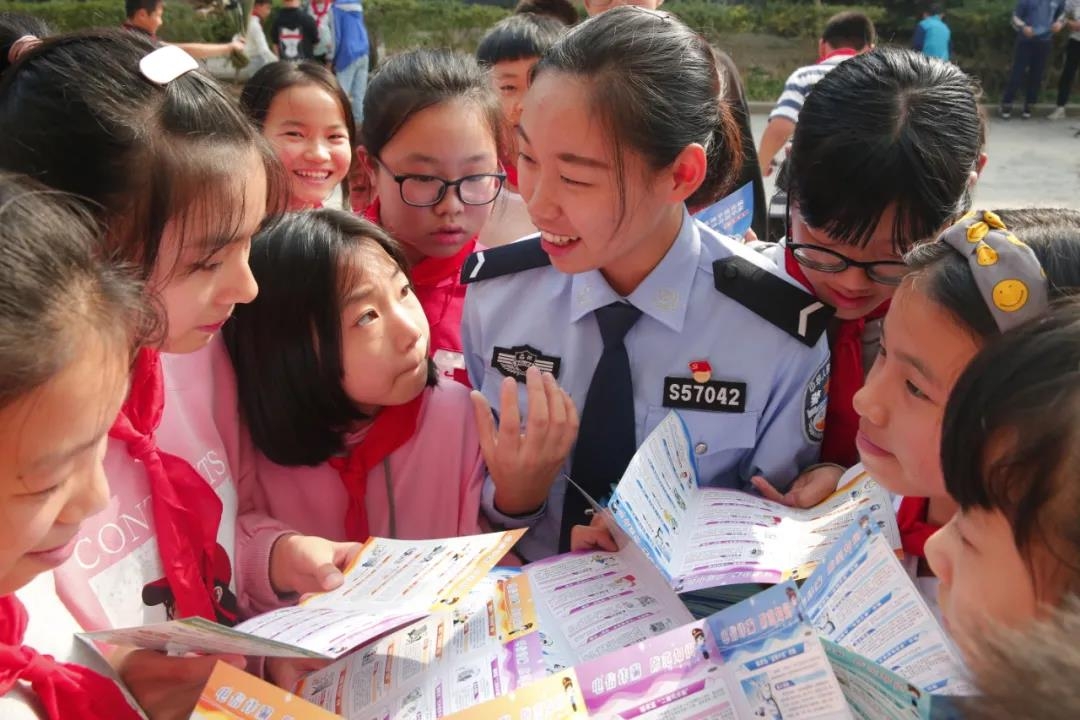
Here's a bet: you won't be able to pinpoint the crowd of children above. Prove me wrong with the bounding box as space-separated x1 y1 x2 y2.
0 2 1077 718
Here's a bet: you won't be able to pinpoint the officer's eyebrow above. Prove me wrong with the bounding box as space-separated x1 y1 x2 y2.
515 124 610 170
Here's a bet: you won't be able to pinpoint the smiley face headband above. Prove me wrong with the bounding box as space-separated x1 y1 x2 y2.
938 210 1049 332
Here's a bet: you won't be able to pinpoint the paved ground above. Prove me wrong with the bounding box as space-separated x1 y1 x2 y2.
751 111 1080 210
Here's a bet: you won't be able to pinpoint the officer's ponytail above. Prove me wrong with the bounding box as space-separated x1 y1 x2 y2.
534 6 742 218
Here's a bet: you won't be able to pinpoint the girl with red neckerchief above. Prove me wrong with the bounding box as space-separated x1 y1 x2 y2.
851 208 1080 617
0 176 146 719
356 49 511 386
0 33 362 717
746 48 987 509
225 211 557 558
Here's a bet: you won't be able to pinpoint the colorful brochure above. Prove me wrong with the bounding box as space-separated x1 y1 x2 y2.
800 522 972 696
191 660 341 719
86 530 524 659
448 583 852 719
606 412 900 592
523 536 694 674
824 641 966 720
295 570 547 719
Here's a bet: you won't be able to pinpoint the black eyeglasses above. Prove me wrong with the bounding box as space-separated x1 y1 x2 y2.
787 243 909 286
374 157 505 208
787 205 909 286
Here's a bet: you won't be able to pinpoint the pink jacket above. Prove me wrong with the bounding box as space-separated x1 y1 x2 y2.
236 380 486 614
53 337 284 631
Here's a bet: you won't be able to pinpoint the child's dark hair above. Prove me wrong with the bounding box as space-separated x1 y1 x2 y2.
924 2 945 17
125 0 161 20
240 60 355 144
476 14 566 67
515 0 578 26
225 210 437 466
821 11 876 50
0 29 285 282
361 48 505 161
534 6 742 214
788 47 983 253
0 172 149 408
941 298 1080 596
0 12 49 75
904 208 1080 339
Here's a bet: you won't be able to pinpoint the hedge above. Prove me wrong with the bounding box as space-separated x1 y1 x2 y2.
0 0 1071 101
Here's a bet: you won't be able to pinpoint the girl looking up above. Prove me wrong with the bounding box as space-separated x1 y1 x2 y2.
227 210 494 553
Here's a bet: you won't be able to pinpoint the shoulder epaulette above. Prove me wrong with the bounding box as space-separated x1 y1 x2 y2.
460 234 552 285
713 256 834 347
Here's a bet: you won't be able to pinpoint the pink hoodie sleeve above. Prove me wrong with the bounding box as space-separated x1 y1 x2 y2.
208 341 298 619
233 432 300 617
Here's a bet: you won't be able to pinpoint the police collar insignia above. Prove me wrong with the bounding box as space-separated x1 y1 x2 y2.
491 345 561 380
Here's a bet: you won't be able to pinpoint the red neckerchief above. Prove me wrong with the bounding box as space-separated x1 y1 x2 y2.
784 248 889 466
0 595 142 720
108 348 228 622
363 198 478 289
309 0 332 28
818 47 858 62
328 393 426 541
896 496 940 559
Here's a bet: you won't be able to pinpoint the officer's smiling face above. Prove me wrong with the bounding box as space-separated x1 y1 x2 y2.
516 71 695 296
851 279 980 499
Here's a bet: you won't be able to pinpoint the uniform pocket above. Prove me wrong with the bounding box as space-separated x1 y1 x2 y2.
645 405 760 487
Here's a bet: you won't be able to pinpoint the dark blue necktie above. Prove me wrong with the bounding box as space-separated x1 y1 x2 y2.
559 301 642 552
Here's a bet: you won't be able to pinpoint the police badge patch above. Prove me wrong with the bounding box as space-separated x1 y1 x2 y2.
491 345 561 380
804 360 830 443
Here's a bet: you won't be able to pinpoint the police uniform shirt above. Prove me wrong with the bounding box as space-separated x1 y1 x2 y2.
462 210 831 562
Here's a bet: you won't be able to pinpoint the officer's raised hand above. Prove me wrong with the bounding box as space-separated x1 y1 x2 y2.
471 366 579 515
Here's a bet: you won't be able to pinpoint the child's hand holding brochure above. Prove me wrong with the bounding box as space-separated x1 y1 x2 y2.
86 530 524 659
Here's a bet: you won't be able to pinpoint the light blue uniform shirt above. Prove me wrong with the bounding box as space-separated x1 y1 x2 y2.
462 212 831 562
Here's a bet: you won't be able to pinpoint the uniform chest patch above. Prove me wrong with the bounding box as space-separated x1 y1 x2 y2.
662 361 746 413
491 345 561 380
